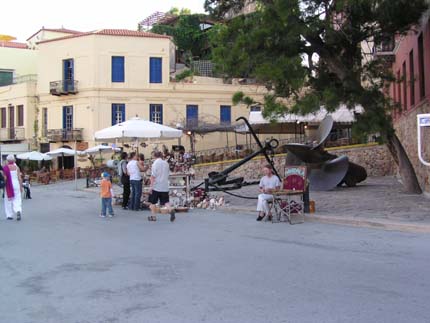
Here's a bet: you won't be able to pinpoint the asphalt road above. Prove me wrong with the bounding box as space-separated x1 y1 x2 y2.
0 180 429 323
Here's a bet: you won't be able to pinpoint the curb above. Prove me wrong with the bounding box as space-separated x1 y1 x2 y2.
224 207 430 234
306 215 430 234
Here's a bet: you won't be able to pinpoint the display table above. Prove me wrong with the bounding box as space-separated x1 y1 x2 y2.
142 173 192 210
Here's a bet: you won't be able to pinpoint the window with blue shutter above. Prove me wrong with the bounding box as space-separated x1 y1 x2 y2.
186 105 198 128
149 104 163 124
62 106 73 130
111 104 126 125
149 57 162 83
220 105 231 125
63 59 74 92
112 56 125 82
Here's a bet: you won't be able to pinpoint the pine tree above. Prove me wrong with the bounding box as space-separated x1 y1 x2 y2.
206 0 428 193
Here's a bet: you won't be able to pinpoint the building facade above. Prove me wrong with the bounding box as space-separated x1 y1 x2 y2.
384 17 430 193
0 41 38 156
0 28 267 166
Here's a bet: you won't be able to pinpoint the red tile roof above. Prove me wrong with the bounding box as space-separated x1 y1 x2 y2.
37 29 171 44
0 41 28 49
26 28 83 41
44 28 82 34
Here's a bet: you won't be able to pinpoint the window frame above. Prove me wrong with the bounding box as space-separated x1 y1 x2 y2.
409 50 415 107
418 33 425 99
42 107 48 137
17 105 24 127
149 104 163 124
250 106 261 112
149 57 162 84
0 69 14 86
220 105 232 125
111 103 126 125
0 107 6 128
63 105 73 130
111 56 125 83
186 105 198 128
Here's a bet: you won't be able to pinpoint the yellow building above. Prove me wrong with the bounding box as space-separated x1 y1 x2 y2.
36 30 267 156
1 28 267 167
0 41 38 157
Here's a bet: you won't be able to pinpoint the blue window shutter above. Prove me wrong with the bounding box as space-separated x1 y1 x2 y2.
63 60 67 82
112 56 124 82
186 105 198 127
150 57 162 83
160 105 163 124
111 104 116 126
220 105 231 124
149 104 155 122
120 104 125 122
62 106 67 129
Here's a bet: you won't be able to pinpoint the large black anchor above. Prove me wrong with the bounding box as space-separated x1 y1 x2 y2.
204 117 281 192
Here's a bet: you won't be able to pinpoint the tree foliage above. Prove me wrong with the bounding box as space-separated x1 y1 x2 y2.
206 0 429 193
207 0 426 122
168 7 192 16
152 13 210 60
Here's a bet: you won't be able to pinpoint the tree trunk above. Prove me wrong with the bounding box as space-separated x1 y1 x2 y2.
385 132 422 194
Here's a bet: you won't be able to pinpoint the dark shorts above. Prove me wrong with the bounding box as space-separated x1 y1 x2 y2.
148 190 169 205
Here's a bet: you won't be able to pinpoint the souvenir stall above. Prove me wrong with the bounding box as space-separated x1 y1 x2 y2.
94 117 191 211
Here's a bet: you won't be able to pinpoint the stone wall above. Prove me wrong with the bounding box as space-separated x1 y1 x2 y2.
193 144 395 181
394 101 430 193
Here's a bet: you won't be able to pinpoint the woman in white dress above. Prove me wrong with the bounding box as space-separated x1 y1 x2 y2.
3 154 23 221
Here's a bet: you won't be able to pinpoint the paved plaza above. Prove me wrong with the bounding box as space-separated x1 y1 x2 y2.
0 178 430 323
222 176 430 231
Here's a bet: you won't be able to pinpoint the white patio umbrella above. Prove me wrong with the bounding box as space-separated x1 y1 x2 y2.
94 117 183 142
46 148 80 170
16 151 53 161
84 144 121 155
83 144 121 165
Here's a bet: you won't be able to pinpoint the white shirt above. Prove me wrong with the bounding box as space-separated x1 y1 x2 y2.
151 158 170 192
259 175 281 191
127 160 142 181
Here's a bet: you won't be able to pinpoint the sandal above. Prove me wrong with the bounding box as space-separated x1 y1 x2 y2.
147 216 157 221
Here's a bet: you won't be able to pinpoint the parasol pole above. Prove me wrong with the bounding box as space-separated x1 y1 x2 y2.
74 140 78 191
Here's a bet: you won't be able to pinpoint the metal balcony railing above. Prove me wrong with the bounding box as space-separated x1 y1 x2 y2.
0 127 25 141
13 74 37 84
46 128 83 142
372 36 396 56
49 80 79 96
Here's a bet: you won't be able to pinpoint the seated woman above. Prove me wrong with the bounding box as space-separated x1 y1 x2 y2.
256 165 281 221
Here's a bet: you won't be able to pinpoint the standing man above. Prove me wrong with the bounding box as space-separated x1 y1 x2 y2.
126 152 145 211
118 152 130 210
148 151 175 222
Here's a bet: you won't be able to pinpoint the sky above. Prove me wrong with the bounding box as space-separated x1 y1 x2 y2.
0 0 207 42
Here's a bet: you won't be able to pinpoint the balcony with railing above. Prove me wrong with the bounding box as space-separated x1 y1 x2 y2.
0 127 25 141
372 36 397 61
46 128 83 142
49 80 79 96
